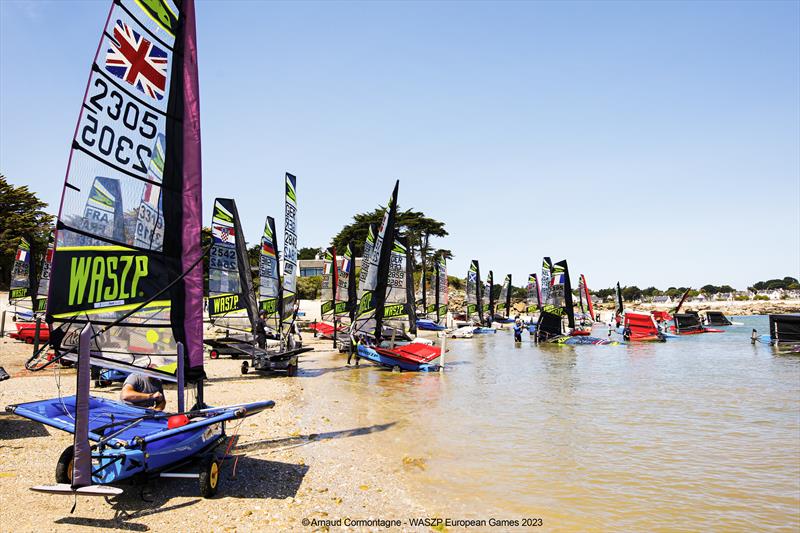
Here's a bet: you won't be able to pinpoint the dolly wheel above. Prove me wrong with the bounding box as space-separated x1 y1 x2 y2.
199 458 220 498
240 361 249 375
25 337 34 345
392 365 401 373
55 446 74 484
210 350 219 359
286 362 298 377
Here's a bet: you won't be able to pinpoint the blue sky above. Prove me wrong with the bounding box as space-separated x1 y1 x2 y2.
1 0 798 290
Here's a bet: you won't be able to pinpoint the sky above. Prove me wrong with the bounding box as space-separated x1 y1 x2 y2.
1 0 798 291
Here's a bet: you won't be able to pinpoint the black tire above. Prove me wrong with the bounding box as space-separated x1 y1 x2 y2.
210 350 219 359
25 337 34 345
286 362 298 377
240 361 249 375
55 446 74 484
199 458 220 498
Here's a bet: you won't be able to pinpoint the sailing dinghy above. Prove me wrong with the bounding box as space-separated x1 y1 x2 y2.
535 260 617 345
240 174 314 375
11 0 274 499
751 314 800 352
350 182 442 371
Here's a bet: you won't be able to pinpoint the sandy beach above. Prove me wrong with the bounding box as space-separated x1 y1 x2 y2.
0 334 434 532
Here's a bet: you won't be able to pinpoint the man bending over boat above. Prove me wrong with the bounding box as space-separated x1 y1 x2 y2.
121 372 166 411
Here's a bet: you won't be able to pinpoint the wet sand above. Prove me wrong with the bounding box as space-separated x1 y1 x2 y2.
0 335 432 532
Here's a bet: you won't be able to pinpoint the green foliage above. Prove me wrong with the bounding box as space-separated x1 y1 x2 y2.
298 275 321 299
330 206 448 263
0 175 54 290
734 295 750 301
448 275 463 291
621 285 642 301
751 277 800 291
593 287 616 299
299 247 322 260
700 284 736 295
641 286 662 298
511 286 527 300
754 294 769 301
247 243 260 267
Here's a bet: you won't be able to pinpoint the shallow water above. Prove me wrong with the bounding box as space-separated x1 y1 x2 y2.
318 316 800 531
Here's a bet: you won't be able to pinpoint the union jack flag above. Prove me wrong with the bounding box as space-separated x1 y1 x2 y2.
105 20 168 101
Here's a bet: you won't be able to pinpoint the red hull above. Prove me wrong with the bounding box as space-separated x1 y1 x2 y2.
375 343 441 364
9 323 50 343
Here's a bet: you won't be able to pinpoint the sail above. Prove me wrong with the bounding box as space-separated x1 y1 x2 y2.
357 224 377 299
352 181 399 340
334 243 357 324
281 173 298 333
466 260 481 323
46 0 204 380
320 247 337 323
382 235 415 335
671 288 690 315
496 274 511 318
35 235 55 315
9 237 34 314
580 274 595 322
541 257 553 304
208 198 257 333
555 259 575 329
615 282 624 317
258 216 281 332
434 257 448 323
483 270 494 319
526 273 541 315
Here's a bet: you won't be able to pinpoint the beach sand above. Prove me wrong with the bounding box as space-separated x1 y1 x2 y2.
0 334 432 532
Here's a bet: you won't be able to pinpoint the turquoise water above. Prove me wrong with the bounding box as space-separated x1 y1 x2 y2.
322 316 800 531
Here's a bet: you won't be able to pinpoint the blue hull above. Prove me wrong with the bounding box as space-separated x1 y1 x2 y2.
9 396 274 483
473 327 496 334
356 345 439 372
415 319 446 331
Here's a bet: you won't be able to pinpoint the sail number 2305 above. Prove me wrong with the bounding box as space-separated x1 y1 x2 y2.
80 77 161 177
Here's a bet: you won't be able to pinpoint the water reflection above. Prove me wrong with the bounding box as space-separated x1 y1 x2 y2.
317 316 800 530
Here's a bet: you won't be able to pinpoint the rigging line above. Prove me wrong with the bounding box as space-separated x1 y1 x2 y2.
96 244 211 337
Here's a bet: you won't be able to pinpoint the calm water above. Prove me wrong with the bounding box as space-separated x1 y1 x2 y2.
319 316 800 531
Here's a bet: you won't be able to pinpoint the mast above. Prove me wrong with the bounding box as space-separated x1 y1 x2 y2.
403 236 417 335
486 270 494 321
672 287 691 315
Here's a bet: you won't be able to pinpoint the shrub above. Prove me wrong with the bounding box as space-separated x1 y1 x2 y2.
297 276 321 299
